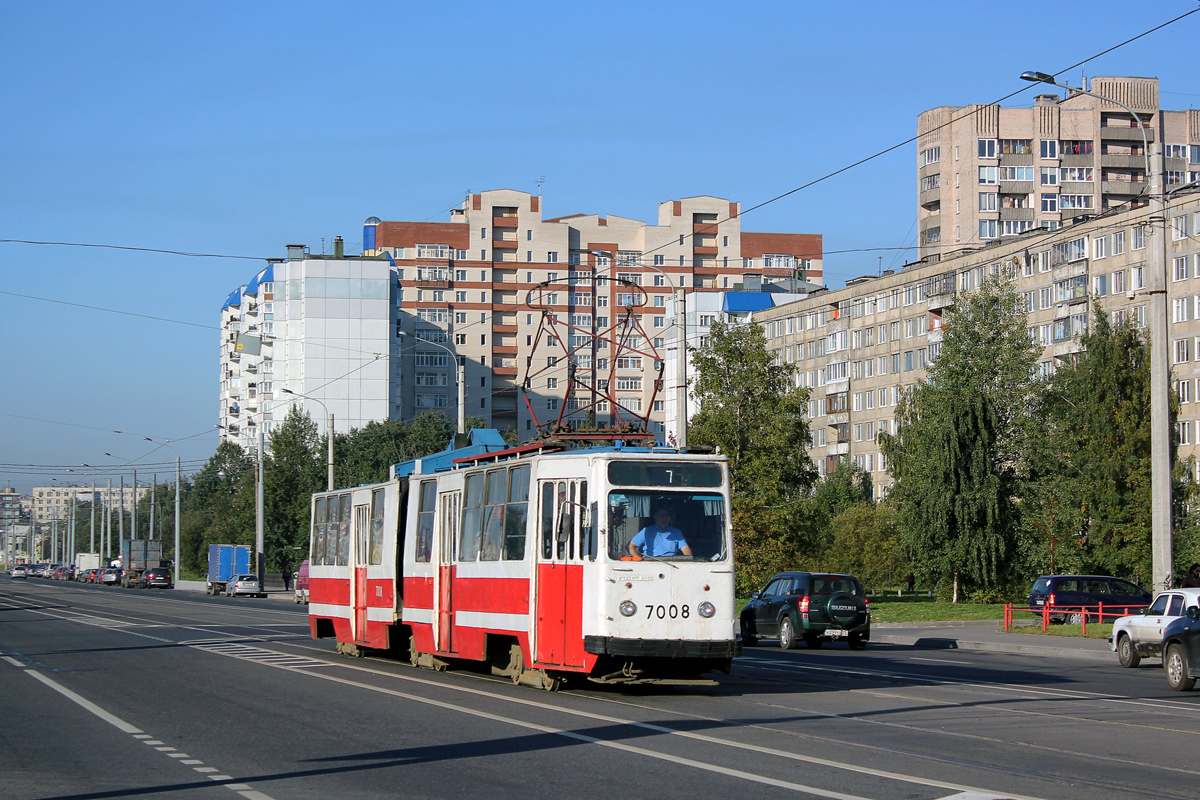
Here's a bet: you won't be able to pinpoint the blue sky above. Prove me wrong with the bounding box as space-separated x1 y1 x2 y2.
2 1 1198 494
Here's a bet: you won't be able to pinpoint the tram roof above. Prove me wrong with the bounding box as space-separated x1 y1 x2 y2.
392 429 717 479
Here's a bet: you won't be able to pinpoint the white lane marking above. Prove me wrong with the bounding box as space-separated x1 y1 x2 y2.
210 641 1049 800
910 657 973 665
25 670 143 734
3 656 23 666
937 794 1022 800
21 669 277 800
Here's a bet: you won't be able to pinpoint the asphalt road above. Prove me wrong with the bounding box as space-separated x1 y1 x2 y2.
2 577 1198 800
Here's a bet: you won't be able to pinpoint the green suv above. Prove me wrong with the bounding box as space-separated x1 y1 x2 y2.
741 572 871 650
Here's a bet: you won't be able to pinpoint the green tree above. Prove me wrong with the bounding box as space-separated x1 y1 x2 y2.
264 408 324 574
1033 304 1176 582
825 502 903 590
881 273 1040 599
179 441 253 575
689 320 816 594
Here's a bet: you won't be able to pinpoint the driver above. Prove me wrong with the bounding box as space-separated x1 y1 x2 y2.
628 508 691 558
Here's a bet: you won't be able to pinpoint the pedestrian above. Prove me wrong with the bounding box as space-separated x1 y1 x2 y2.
905 573 916 593
282 567 292 592
1182 563 1200 589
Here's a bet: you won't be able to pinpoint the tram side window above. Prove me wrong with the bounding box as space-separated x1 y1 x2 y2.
460 474 485 563
541 482 555 558
579 481 594 561
504 465 530 560
369 488 386 565
481 470 506 561
337 494 352 566
415 481 436 563
313 497 327 566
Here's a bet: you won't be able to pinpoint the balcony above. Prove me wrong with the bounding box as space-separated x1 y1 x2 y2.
998 207 1035 221
491 323 518 334
692 245 718 256
1102 180 1146 195
1060 153 1095 168
1100 126 1154 143
493 240 518 250
491 216 519 228
692 222 718 234
998 180 1034 195
919 187 940 209
1100 154 1146 170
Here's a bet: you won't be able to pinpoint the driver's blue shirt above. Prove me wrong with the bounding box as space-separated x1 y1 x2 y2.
631 525 688 556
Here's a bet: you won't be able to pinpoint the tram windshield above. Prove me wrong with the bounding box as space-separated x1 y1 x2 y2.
607 491 727 562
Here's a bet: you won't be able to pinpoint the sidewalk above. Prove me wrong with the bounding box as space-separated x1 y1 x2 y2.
871 619 1113 661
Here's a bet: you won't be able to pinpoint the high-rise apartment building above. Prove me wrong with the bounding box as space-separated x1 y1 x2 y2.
917 76 1200 260
758 192 1200 498
219 190 822 448
219 240 395 453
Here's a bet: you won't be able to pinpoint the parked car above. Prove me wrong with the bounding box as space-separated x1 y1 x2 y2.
139 568 173 589
1028 575 1152 623
225 574 263 597
294 560 309 604
10 565 27 579
100 568 122 586
1161 608 1200 691
1110 589 1200 667
741 571 871 650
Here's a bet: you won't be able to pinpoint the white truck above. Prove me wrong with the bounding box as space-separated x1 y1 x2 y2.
1110 588 1200 667
75 553 101 575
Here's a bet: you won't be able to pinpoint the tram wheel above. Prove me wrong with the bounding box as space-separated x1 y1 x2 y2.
508 643 524 686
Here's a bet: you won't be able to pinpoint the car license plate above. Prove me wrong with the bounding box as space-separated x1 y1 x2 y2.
828 629 847 638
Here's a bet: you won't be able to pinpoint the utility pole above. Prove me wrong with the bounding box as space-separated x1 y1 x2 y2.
256 428 265 588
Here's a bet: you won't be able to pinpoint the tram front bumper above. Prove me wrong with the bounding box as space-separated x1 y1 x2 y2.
584 636 741 659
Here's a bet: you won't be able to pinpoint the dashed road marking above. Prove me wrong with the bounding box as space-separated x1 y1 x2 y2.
8 661 278 799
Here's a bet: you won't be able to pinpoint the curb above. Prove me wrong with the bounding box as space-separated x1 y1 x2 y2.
871 631 1113 661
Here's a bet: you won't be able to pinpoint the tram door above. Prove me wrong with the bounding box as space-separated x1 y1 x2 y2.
435 491 460 654
535 479 587 667
352 501 370 643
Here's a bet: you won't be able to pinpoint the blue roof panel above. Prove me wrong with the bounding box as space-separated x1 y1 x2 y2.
722 293 775 313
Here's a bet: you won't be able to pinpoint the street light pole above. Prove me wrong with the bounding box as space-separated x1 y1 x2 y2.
398 331 465 436
280 389 335 491
256 427 266 588
1021 71 1170 590
145 438 182 578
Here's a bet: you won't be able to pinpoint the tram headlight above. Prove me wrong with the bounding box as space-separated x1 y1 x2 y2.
698 601 716 619
619 600 637 617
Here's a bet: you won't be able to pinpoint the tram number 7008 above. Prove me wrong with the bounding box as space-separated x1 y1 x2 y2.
645 604 690 619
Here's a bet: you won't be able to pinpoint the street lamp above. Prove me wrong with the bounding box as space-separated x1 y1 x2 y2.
397 330 466 436
591 250 688 446
103 452 138 563
143 438 182 580
280 389 335 491
1021 70 1170 590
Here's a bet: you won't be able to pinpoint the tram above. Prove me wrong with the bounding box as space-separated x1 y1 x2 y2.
306 429 739 688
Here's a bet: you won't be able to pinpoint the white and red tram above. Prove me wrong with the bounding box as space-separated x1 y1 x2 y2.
306 431 739 687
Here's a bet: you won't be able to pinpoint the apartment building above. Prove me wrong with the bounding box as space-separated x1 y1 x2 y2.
917 76 1200 260
215 189 820 446
757 191 1200 498
30 485 148 523
218 240 396 453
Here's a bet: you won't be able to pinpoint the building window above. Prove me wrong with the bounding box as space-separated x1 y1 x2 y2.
919 146 941 166
1180 421 1194 446
1174 256 1191 282
978 139 997 158
1093 236 1107 260
1113 230 1126 255
978 166 998 185
1040 140 1058 159
1133 226 1146 250
1041 194 1058 213
979 193 998 211
1059 194 1094 211
1040 167 1059 186
979 220 997 240
1175 338 1192 363
1177 380 1192 404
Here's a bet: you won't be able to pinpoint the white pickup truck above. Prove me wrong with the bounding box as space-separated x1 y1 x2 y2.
1111 588 1200 667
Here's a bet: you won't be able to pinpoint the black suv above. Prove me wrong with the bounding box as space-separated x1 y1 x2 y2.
741 572 871 650
1028 575 1151 623
139 568 174 589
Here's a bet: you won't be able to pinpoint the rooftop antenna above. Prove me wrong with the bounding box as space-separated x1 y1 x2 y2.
537 175 545 195
878 255 883 276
